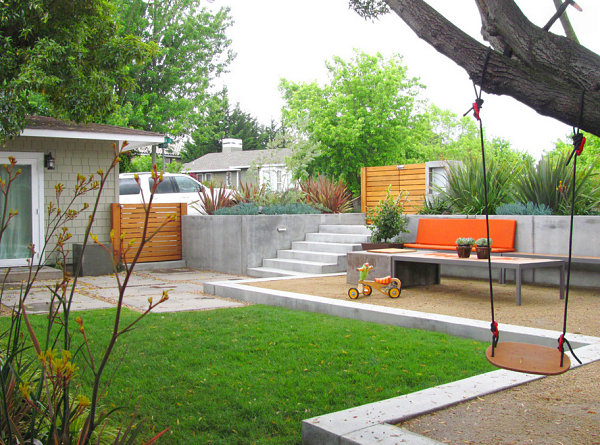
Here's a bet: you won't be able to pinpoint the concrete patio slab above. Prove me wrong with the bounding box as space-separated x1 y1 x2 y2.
1 269 249 315
1 287 114 314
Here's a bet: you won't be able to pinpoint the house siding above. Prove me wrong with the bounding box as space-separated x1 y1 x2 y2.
3 137 119 264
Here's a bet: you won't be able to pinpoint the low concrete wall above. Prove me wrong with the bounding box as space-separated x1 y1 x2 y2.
405 215 600 287
182 213 600 287
182 213 366 275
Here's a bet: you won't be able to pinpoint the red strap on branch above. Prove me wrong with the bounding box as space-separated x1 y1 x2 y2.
473 102 480 121
575 135 586 156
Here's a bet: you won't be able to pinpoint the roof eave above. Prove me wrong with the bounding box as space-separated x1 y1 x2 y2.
20 128 164 151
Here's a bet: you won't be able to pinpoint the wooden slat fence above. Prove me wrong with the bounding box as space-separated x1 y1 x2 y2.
111 203 187 264
361 163 426 215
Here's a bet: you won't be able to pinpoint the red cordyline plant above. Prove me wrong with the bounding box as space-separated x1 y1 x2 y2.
234 181 267 204
0 146 170 444
193 183 237 214
299 175 354 213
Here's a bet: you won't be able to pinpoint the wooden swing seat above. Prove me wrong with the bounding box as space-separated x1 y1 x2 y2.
486 342 570 375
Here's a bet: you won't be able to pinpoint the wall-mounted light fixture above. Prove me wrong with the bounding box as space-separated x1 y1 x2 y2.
44 152 55 170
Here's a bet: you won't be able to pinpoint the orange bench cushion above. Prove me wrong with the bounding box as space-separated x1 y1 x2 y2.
403 218 516 252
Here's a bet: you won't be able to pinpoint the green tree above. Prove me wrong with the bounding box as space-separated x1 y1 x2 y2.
0 0 154 140
280 50 423 194
128 155 182 173
109 0 234 137
181 103 276 162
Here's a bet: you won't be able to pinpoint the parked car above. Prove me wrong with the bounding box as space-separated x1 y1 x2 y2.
119 172 219 215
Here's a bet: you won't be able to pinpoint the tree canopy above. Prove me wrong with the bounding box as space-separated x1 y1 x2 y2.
280 50 525 194
107 0 234 137
181 103 277 162
349 0 600 138
0 0 155 140
280 51 423 194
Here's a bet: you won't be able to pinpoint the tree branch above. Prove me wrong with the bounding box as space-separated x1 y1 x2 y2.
385 0 600 137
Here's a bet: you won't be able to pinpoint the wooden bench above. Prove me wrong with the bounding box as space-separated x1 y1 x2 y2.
404 218 516 253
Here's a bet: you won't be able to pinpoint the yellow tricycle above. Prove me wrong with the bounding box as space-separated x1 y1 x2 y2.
347 263 402 299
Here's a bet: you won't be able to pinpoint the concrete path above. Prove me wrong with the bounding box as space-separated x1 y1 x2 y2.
1 267 248 314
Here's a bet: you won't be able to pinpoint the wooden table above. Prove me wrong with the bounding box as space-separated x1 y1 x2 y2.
390 252 565 305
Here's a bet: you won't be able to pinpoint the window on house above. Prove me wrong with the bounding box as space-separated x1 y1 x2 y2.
226 171 232 187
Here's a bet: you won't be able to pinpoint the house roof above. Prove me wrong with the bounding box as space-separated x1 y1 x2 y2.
21 116 165 150
183 148 293 173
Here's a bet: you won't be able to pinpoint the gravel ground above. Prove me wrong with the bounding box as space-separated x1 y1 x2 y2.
249 275 600 445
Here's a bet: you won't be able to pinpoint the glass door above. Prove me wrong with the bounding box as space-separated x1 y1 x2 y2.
0 153 43 267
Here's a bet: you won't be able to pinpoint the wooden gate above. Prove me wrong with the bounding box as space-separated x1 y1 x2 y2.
360 164 426 215
111 203 187 263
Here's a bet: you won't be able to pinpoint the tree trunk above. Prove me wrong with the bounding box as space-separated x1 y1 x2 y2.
385 0 600 137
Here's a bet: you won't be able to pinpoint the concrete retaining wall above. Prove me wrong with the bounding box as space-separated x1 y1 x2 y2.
182 213 600 287
182 213 366 275
405 215 600 287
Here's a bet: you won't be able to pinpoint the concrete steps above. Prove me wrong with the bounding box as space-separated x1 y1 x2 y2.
247 224 370 278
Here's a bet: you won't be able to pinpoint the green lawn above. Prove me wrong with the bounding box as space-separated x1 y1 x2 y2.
22 305 495 444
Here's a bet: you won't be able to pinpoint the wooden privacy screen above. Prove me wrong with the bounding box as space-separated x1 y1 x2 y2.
111 203 186 263
361 164 426 215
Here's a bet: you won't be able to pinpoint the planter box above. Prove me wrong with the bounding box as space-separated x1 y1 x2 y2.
73 243 113 276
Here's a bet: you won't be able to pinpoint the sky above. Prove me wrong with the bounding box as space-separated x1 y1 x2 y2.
208 0 599 160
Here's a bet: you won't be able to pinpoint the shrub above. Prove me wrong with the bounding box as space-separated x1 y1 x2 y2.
214 202 321 215
300 175 353 213
214 203 260 215
437 157 518 215
262 203 321 214
366 186 408 243
193 183 237 215
0 154 168 443
234 182 307 207
514 152 600 215
496 202 552 215
418 195 452 215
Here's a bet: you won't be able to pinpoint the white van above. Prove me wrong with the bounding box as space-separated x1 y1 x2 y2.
119 172 207 215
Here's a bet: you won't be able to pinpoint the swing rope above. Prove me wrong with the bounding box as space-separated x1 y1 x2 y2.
560 90 586 367
467 49 582 368
465 49 499 353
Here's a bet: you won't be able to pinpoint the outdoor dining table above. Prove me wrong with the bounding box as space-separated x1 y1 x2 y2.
389 251 565 306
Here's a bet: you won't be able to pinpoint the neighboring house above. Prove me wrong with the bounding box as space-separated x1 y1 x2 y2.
1 116 164 268
183 138 293 191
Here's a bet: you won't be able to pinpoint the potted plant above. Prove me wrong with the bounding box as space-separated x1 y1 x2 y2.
363 186 408 250
456 237 475 258
475 237 492 259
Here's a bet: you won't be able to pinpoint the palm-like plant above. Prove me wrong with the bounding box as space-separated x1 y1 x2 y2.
193 184 237 215
514 152 600 215
437 157 519 215
299 175 353 213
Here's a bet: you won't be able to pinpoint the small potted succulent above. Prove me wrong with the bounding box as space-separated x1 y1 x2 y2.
474 237 492 259
456 237 475 258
